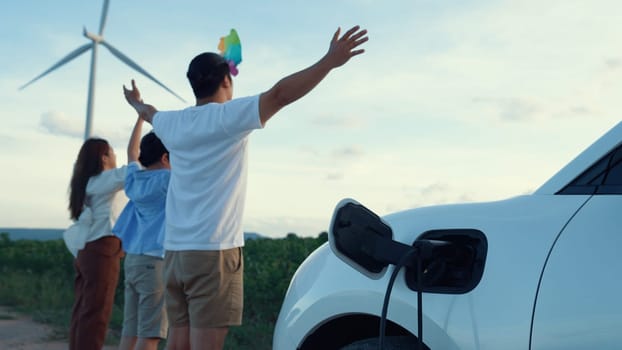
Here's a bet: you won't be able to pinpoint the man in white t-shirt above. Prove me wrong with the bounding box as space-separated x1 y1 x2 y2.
123 25 368 350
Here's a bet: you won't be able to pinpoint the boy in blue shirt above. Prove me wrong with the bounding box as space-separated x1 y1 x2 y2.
114 117 170 350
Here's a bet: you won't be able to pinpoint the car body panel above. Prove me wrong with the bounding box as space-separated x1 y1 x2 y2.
531 195 622 350
274 195 590 349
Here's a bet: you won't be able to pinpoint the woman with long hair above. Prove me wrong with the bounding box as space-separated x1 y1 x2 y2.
66 137 128 350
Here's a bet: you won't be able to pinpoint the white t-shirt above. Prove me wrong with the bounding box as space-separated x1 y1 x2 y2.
64 166 127 256
153 95 262 251
85 166 128 243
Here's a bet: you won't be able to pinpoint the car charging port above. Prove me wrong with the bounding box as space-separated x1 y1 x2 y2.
329 200 487 350
405 229 487 294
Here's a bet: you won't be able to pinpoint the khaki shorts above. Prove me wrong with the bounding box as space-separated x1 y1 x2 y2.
122 254 168 339
164 248 244 328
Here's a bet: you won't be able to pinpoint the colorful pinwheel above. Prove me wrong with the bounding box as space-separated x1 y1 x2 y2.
218 29 242 76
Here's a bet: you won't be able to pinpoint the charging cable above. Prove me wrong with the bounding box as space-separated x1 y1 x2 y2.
378 247 424 350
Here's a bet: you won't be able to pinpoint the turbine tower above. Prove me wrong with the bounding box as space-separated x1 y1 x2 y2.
19 0 185 140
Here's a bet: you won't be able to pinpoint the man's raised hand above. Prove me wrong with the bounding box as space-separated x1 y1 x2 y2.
325 25 369 68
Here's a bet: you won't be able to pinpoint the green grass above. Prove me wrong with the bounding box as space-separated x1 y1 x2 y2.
0 232 327 349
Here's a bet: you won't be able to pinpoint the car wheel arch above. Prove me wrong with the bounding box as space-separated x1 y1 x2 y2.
297 313 421 350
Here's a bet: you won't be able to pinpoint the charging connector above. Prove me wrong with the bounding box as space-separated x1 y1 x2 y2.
378 239 451 350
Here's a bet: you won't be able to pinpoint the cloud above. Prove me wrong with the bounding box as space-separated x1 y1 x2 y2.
382 182 478 213
331 145 365 159
0 132 17 148
472 97 540 121
605 58 622 70
39 111 82 138
420 183 449 197
408 182 459 208
298 145 320 157
94 126 134 150
325 146 366 180
325 172 344 181
568 106 592 116
38 111 133 148
310 114 367 130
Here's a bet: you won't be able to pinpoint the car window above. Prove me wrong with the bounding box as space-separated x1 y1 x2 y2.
559 144 622 194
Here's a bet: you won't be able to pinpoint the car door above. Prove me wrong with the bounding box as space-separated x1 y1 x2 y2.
531 145 622 350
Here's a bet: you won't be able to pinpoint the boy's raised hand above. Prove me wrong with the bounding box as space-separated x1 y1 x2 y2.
123 79 158 123
123 79 142 109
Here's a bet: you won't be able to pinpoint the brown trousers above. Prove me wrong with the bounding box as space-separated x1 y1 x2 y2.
69 236 123 350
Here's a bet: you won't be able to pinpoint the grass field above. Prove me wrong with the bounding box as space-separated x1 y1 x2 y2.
0 232 327 349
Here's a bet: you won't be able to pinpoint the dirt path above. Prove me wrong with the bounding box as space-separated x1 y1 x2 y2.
0 307 116 350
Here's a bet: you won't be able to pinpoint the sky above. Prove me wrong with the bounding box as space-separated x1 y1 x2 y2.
1 0 622 238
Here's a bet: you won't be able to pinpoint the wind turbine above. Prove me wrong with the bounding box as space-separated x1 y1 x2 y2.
19 0 186 140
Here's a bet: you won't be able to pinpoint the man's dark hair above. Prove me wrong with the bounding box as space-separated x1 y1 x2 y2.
139 132 168 167
186 52 231 99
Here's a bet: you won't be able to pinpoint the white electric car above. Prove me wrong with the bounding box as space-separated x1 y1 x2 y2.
273 121 622 350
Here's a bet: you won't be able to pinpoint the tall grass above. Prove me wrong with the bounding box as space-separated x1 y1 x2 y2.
0 232 327 349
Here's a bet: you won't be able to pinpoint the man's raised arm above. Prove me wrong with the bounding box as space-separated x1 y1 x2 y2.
258 25 368 126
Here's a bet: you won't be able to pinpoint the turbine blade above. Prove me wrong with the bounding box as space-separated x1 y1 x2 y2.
98 0 110 35
19 43 93 90
101 41 186 103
